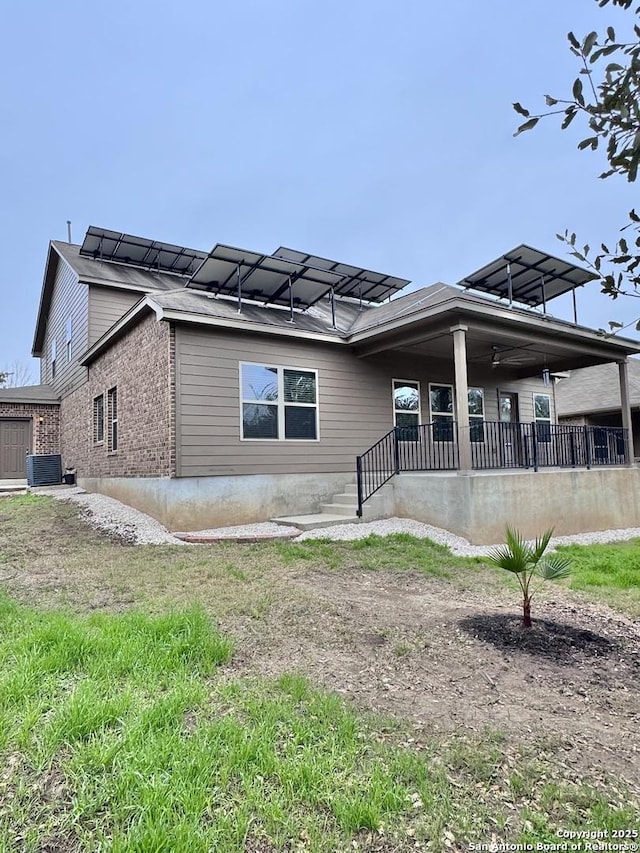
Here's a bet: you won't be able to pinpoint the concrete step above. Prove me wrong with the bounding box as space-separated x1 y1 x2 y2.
272 512 360 531
332 493 359 505
342 483 359 496
319 502 358 515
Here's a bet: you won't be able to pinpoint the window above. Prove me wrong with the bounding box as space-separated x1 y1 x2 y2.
241 363 318 440
93 394 104 444
393 380 420 439
51 339 57 379
468 388 485 442
533 393 552 442
107 387 118 452
66 318 73 362
429 384 454 441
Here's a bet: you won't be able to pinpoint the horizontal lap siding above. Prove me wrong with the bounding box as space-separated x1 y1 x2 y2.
89 287 142 345
176 326 395 477
175 325 557 478
41 257 88 396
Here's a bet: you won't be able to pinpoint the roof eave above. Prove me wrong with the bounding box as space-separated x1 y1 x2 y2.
348 296 640 355
32 243 63 357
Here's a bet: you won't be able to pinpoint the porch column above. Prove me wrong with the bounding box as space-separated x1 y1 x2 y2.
618 360 634 465
451 324 472 472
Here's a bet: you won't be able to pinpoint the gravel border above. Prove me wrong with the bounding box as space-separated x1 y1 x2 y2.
31 487 640 555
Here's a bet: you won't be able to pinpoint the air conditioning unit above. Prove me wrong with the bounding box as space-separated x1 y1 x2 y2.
26 454 63 487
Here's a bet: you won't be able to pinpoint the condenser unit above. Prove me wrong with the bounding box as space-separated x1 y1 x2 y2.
26 454 63 487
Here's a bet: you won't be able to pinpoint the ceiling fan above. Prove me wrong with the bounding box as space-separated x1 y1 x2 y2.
489 345 536 368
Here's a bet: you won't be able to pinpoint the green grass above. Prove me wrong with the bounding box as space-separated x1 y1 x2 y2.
0 593 634 851
1 496 639 849
556 539 640 616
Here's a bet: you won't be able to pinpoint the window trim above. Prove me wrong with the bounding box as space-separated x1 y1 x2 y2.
392 378 421 427
468 386 485 443
107 386 118 453
239 362 320 442
51 339 57 380
93 393 104 445
66 318 73 362
428 382 455 441
533 392 552 443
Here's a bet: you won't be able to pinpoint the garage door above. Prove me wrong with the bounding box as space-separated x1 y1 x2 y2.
0 420 30 478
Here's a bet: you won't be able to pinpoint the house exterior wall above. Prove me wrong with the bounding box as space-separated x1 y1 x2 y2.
174 324 556 478
40 255 88 395
61 312 174 477
88 286 142 345
0 403 60 456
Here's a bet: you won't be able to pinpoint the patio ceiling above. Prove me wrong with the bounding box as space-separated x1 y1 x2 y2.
352 304 640 377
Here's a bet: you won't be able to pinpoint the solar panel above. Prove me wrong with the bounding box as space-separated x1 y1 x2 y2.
458 244 597 307
273 247 410 303
188 244 344 308
79 226 207 276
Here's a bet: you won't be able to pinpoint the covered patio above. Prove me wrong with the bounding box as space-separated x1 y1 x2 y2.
349 246 640 516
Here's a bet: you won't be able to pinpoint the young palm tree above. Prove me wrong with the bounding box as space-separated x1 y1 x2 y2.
487 527 572 628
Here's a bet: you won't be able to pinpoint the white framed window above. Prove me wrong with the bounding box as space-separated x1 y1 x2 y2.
107 387 118 452
393 379 421 439
468 387 485 442
240 363 318 441
66 318 73 362
93 394 104 444
429 383 454 441
533 393 552 443
51 339 57 379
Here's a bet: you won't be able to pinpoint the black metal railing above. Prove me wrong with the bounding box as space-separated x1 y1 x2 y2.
356 423 458 516
356 421 629 516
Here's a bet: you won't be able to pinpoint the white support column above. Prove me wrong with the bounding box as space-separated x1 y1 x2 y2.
619 360 634 465
451 324 472 472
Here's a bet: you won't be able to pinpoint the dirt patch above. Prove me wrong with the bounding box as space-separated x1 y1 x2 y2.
224 568 640 792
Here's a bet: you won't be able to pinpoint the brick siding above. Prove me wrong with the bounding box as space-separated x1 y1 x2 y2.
0 403 60 455
60 312 174 478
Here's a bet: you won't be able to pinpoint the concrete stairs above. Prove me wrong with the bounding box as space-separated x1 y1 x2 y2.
272 481 388 531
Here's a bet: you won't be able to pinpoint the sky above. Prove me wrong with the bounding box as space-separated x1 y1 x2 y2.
1 0 638 380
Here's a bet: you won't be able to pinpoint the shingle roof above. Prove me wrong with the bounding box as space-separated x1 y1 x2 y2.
555 359 640 415
0 384 60 405
53 241 192 293
148 287 373 336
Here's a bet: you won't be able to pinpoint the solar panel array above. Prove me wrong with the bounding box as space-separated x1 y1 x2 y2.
79 227 207 277
458 244 597 307
79 227 410 309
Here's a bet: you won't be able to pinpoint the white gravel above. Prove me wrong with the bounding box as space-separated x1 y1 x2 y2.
32 487 640 554
34 487 186 545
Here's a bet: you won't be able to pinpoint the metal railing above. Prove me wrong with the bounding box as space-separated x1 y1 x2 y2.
356 423 458 516
356 421 629 516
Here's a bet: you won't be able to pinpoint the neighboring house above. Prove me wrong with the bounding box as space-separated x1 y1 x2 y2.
556 359 640 460
1 226 639 543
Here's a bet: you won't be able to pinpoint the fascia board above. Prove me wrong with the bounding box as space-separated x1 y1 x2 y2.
348 297 640 355
159 309 346 344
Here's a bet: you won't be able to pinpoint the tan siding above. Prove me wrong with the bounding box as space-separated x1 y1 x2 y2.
40 256 88 397
175 326 557 478
88 287 142 345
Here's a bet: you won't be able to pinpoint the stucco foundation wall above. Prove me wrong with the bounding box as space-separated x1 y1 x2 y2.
0 403 60 455
393 467 640 544
79 471 357 531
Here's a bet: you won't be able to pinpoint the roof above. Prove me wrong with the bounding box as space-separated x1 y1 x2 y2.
555 360 640 416
53 241 191 292
0 384 60 405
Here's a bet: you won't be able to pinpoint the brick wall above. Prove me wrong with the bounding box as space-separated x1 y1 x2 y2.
0 403 60 455
60 312 174 478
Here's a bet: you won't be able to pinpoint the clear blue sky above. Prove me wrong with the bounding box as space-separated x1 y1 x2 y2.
1 0 637 379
